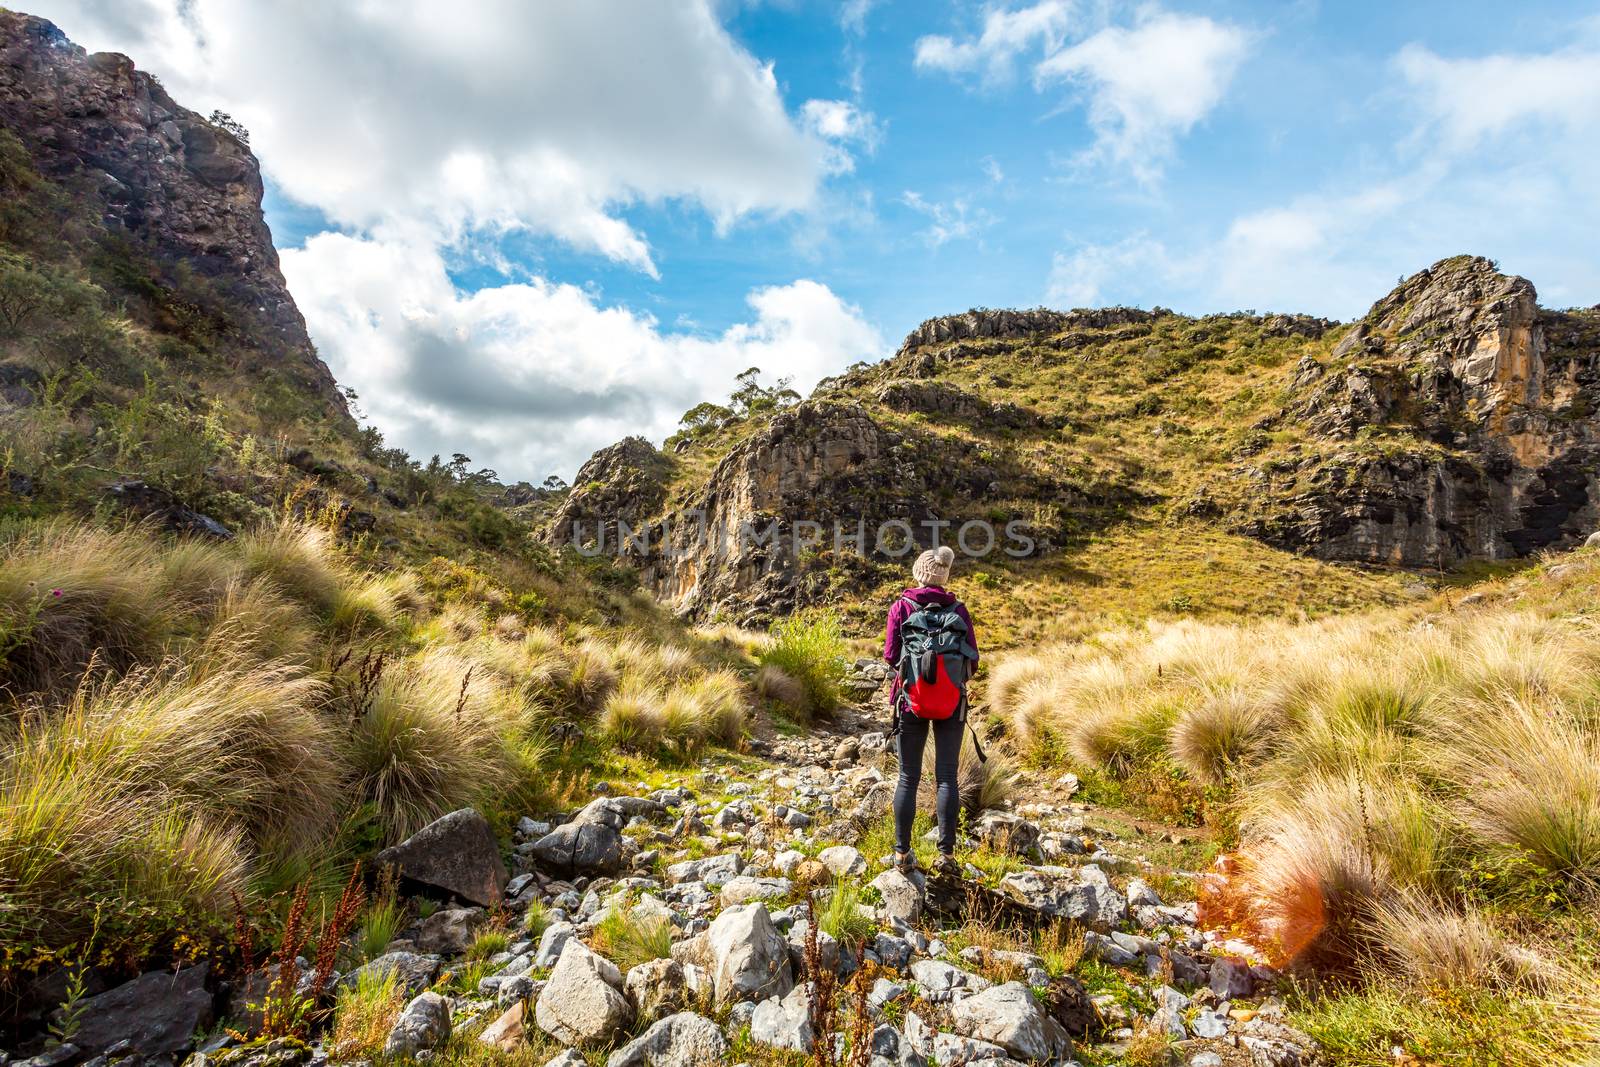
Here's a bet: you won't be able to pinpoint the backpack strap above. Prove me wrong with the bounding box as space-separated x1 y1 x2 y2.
958 697 988 763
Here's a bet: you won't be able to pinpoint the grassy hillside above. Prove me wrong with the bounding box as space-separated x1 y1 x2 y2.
635 310 1419 644
990 545 1600 1064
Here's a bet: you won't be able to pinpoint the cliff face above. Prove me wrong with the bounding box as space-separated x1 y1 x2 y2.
1239 256 1600 564
0 11 348 423
555 257 1600 623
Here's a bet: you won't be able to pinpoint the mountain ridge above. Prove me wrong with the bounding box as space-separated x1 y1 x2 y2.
551 256 1600 634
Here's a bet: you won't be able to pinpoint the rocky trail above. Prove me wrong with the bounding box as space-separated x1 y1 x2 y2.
8 665 1320 1067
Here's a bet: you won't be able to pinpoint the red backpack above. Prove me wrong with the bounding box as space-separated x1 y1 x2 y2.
894 597 977 720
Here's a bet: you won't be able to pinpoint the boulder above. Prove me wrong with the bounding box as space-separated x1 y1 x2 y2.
818 845 867 877
479 1001 526 1051
665 853 743 887
949 982 1071 1063
531 820 625 878
377 807 508 906
58 964 212 1060
869 1022 930 1067
410 906 481 954
972 813 1039 855
535 922 577 969
701 902 794 1004
870 868 923 924
384 992 452 1056
908 959 989 1002
544 1052 588 1067
606 1012 729 1067
749 983 814 1052
931 1033 1011 1066
535 939 632 1045
999 865 1126 931
1210 956 1254 998
624 958 688 1024
721 875 792 907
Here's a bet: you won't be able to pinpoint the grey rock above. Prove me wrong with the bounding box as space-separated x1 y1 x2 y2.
971 813 1039 855
535 922 577 969
749 984 813 1052
931 1033 1010 1066
870 868 923 924
606 1012 729 1067
665 853 743 887
60 964 212 1060
908 959 988 1000
721 876 792 907
817 845 866 877
1210 956 1253 998
543 1052 587 1067
377 808 508 906
624 958 688 1024
998 865 1126 931
948 982 1071 1063
384 992 451 1056
535 939 632 1045
531 820 625 878
701 903 794 1005
410 906 480 955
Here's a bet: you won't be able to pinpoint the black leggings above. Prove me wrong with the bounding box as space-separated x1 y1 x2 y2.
893 709 963 855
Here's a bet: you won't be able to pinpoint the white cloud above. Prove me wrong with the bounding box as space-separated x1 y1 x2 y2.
914 1 1073 82
1034 11 1252 183
28 0 830 274
1396 41 1600 148
281 235 883 480
916 4 1250 181
25 0 884 480
1046 234 1176 307
901 192 993 247
802 98 884 173
841 0 876 35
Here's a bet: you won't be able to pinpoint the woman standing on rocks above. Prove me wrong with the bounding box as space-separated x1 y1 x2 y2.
883 545 980 873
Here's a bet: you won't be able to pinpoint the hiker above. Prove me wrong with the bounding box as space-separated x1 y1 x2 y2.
884 544 980 873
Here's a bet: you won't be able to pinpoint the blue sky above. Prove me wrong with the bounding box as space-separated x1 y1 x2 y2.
30 0 1600 481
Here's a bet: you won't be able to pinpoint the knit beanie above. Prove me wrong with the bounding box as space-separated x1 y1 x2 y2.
912 545 955 587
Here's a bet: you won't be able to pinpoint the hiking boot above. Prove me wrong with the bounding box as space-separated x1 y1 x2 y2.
892 850 918 873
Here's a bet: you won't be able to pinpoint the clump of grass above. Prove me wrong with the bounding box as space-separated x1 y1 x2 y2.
816 882 876 946
467 927 510 961
598 677 665 752
1169 685 1275 785
523 898 550 939
758 613 847 721
1034 921 1085 977
0 520 173 695
344 650 512 838
329 968 405 1061
356 869 405 961
237 522 348 617
591 907 674 970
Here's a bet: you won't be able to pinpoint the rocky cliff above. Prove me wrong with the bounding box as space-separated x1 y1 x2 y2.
554 257 1600 623
0 11 349 424
1238 256 1600 564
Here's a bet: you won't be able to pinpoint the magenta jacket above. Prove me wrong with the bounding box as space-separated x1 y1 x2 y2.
884 586 979 699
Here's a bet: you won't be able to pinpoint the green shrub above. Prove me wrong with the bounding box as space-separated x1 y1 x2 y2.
758 612 847 721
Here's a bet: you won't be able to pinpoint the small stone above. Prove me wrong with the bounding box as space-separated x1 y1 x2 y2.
818 845 867 877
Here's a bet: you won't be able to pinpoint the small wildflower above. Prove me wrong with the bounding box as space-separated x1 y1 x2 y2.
52 588 63 597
